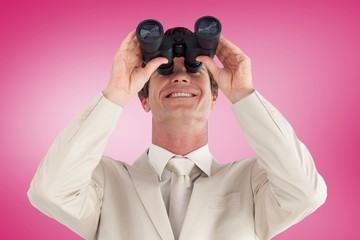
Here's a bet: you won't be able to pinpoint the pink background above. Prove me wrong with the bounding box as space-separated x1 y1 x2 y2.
1 0 359 239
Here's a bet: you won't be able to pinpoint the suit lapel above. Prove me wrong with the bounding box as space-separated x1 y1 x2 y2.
127 151 174 240
180 159 231 240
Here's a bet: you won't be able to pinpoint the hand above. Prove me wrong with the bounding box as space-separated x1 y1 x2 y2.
197 36 254 103
103 31 168 107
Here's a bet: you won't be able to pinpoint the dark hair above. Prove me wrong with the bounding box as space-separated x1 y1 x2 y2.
138 27 218 99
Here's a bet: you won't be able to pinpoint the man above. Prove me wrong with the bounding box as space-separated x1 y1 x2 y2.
28 27 327 240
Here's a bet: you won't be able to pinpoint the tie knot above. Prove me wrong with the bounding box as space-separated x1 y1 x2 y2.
167 157 194 177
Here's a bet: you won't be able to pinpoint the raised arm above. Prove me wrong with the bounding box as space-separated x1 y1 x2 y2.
199 36 327 239
27 31 167 239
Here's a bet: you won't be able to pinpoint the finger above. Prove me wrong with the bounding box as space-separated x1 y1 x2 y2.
217 35 245 55
132 42 143 58
144 57 169 78
216 36 247 64
128 34 140 53
196 55 220 79
118 31 136 52
114 32 141 62
216 36 245 61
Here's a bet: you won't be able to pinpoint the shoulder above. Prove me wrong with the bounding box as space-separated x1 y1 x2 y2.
92 156 130 185
221 157 265 183
100 156 128 168
228 157 258 171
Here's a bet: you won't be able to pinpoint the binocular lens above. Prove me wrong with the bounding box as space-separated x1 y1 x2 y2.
197 19 220 35
136 19 164 57
138 22 162 40
194 16 221 51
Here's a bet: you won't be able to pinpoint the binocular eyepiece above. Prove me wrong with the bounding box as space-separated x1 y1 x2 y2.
136 16 222 75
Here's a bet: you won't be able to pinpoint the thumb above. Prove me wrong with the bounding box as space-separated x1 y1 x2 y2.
144 57 169 79
196 55 220 79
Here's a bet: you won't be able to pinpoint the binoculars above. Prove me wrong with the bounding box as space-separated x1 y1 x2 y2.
136 16 222 75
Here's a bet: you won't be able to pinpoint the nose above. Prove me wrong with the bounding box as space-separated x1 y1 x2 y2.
170 69 190 84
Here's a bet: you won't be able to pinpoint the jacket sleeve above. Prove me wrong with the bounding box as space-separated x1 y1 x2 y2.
27 93 122 239
231 91 327 239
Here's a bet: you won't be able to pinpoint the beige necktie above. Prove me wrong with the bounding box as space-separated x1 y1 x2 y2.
167 157 195 239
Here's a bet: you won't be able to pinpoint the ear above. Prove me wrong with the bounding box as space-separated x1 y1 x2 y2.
140 96 151 112
211 94 217 109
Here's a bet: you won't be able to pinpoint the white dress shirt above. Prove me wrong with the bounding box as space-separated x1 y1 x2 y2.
148 144 212 213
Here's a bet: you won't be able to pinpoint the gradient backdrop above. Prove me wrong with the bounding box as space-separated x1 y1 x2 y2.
1 0 359 239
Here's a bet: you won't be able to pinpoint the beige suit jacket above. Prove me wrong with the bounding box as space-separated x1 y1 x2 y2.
28 91 327 240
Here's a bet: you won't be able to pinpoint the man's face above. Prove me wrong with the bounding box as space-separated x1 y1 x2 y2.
141 57 217 124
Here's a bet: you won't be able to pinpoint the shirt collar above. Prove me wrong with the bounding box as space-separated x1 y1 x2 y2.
148 143 213 180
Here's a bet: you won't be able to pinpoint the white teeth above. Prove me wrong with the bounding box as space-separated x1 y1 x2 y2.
169 92 193 98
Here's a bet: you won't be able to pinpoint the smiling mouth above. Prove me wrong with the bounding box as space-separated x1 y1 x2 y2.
166 92 196 98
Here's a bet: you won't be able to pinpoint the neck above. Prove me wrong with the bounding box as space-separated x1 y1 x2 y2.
152 119 208 155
